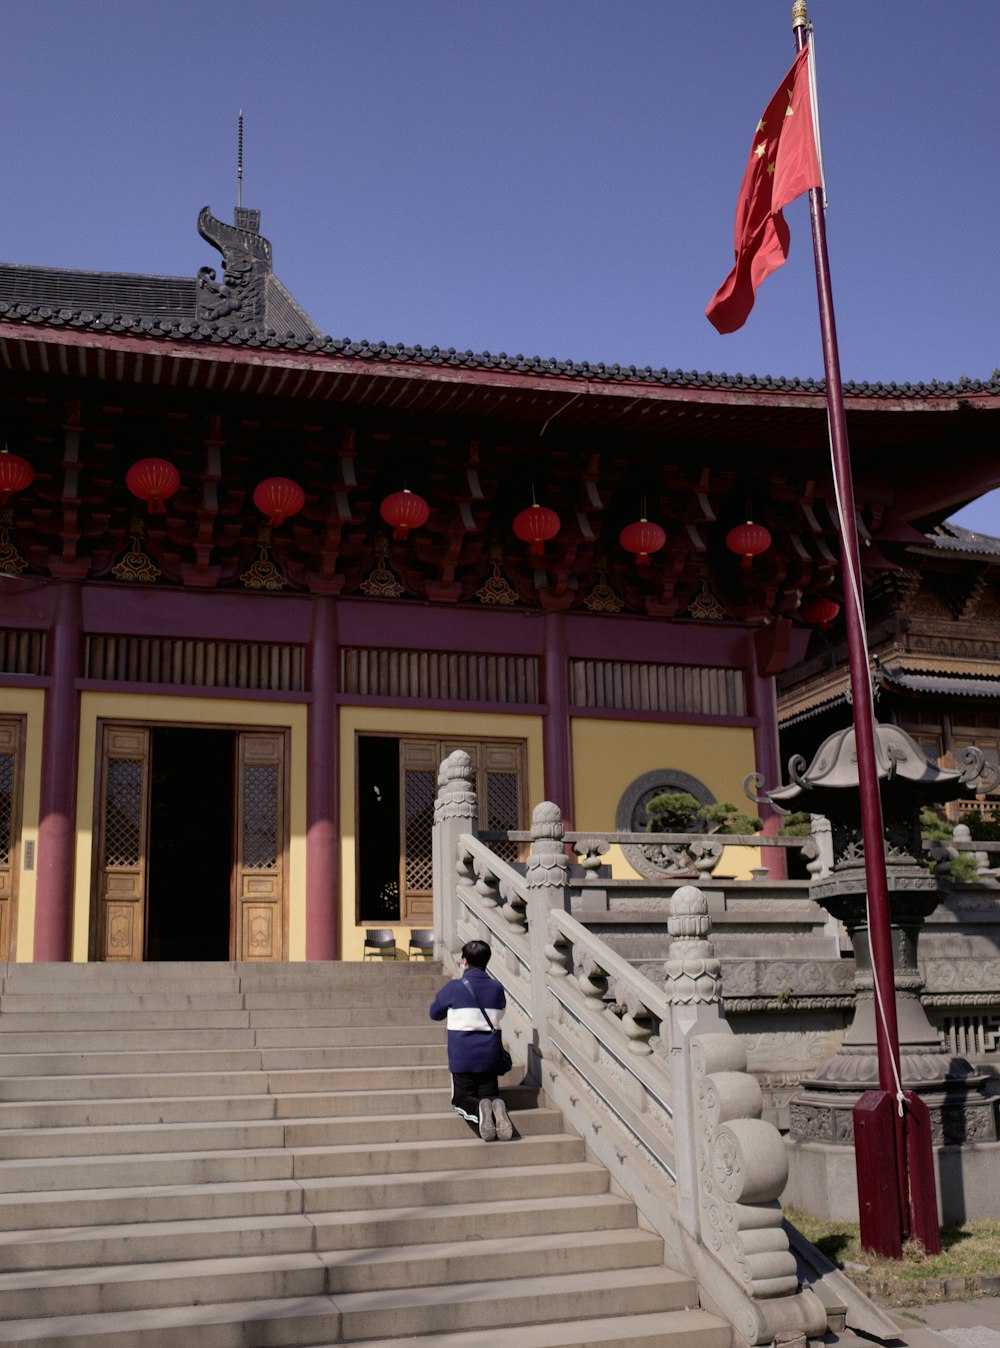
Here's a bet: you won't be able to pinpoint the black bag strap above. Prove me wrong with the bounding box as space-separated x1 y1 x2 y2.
462 978 501 1035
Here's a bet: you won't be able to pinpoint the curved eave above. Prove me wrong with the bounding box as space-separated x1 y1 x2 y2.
2 319 1000 455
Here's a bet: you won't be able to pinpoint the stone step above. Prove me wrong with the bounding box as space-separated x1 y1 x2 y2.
0 1081 531 1128
0 1036 446 1063
0 1107 560 1159
0 1000 442 1027
0 992 250 1013
0 1300 730 1348
0 1022 445 1048
0 1160 610 1233
298 1159 612 1215
346 1310 732 1348
0 985 441 1011
0 1229 665 1319
0 1010 252 1032
0 1192 640 1272
325 1265 699 1341
0 1063 452 1098
0 1131 585 1193
246 1005 448 1028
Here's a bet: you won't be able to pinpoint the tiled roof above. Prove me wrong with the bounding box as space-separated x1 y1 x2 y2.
927 522 1000 557
0 264 997 398
877 666 1000 699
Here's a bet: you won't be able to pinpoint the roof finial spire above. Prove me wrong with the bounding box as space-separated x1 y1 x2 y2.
237 109 244 209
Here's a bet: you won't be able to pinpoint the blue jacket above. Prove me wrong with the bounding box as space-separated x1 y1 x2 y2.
429 965 506 1073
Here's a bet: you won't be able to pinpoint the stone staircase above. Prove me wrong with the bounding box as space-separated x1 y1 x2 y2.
0 961 731 1347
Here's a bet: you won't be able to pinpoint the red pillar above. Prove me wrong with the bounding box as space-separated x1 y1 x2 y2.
34 581 82 961
748 637 788 880
541 612 573 827
306 596 339 959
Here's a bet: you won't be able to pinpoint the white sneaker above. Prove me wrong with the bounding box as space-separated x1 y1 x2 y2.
491 1098 513 1141
478 1098 496 1141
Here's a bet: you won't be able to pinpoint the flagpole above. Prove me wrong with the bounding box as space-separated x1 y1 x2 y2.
791 1 940 1257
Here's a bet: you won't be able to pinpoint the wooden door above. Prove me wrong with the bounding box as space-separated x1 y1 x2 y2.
399 740 439 925
398 737 526 923
233 729 287 960
0 718 25 960
94 724 151 961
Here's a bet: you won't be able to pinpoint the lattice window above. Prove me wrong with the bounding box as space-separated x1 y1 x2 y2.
104 758 144 868
403 769 436 893
242 764 279 870
0 752 12 866
485 770 520 865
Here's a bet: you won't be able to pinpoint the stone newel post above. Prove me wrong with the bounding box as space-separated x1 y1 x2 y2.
664 884 726 1236
432 750 477 957
525 801 571 1071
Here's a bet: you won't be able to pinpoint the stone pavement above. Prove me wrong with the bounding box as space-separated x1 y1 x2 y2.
889 1296 1000 1347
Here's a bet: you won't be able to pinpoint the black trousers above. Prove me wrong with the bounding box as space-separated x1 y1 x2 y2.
451 1069 500 1121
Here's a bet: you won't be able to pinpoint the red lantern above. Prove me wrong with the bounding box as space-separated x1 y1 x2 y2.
380 489 430 540
0 451 34 505
801 596 840 629
513 504 560 557
253 477 305 527
126 457 180 514
620 517 666 566
726 520 771 570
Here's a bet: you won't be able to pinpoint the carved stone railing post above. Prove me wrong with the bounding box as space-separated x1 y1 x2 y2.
664 885 725 1237
525 800 571 1076
432 750 477 958
665 885 825 1346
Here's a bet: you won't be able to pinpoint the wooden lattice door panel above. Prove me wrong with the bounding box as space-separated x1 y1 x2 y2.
95 725 151 962
443 739 526 865
0 718 25 960
233 730 287 961
398 737 527 923
399 740 439 924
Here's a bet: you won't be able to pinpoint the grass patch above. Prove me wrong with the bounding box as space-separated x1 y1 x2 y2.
785 1208 1000 1306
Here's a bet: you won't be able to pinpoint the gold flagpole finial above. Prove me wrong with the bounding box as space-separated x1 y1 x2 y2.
791 1 808 29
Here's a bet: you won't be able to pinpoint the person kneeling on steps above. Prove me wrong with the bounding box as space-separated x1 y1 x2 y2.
429 939 513 1141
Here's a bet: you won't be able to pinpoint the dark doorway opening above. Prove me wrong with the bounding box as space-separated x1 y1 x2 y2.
358 735 401 922
147 727 234 960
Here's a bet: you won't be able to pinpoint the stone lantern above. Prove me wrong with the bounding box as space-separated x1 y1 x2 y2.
750 722 1000 1217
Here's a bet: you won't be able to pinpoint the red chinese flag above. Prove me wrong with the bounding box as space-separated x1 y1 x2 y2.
706 44 822 334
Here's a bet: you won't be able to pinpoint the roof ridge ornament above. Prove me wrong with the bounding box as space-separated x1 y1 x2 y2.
196 203 271 325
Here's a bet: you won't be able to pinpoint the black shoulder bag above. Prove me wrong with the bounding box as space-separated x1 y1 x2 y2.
462 978 513 1075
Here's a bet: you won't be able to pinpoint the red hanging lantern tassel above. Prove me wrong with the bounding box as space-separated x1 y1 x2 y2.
620 517 666 567
126 457 181 514
726 520 771 570
253 477 306 527
801 596 840 630
513 504 560 557
0 450 34 505
380 489 430 541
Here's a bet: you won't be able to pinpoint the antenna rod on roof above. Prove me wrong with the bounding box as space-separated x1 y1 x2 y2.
237 109 244 209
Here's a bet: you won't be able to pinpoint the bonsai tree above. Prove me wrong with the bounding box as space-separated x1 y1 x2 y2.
645 791 762 836
920 806 978 882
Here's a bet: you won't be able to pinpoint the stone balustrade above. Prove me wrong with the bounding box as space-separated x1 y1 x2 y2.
432 748 827 1348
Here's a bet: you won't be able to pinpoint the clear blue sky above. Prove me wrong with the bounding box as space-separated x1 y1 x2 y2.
3 1 998 526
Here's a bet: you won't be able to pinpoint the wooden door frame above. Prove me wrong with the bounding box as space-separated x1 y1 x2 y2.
0 715 26 961
354 730 528 928
90 717 290 962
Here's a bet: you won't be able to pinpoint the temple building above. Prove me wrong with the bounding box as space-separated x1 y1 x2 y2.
2 204 999 962
780 522 1000 821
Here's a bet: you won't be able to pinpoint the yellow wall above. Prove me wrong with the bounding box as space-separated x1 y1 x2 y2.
0 689 46 962
571 717 759 880
339 707 544 961
72 693 308 963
